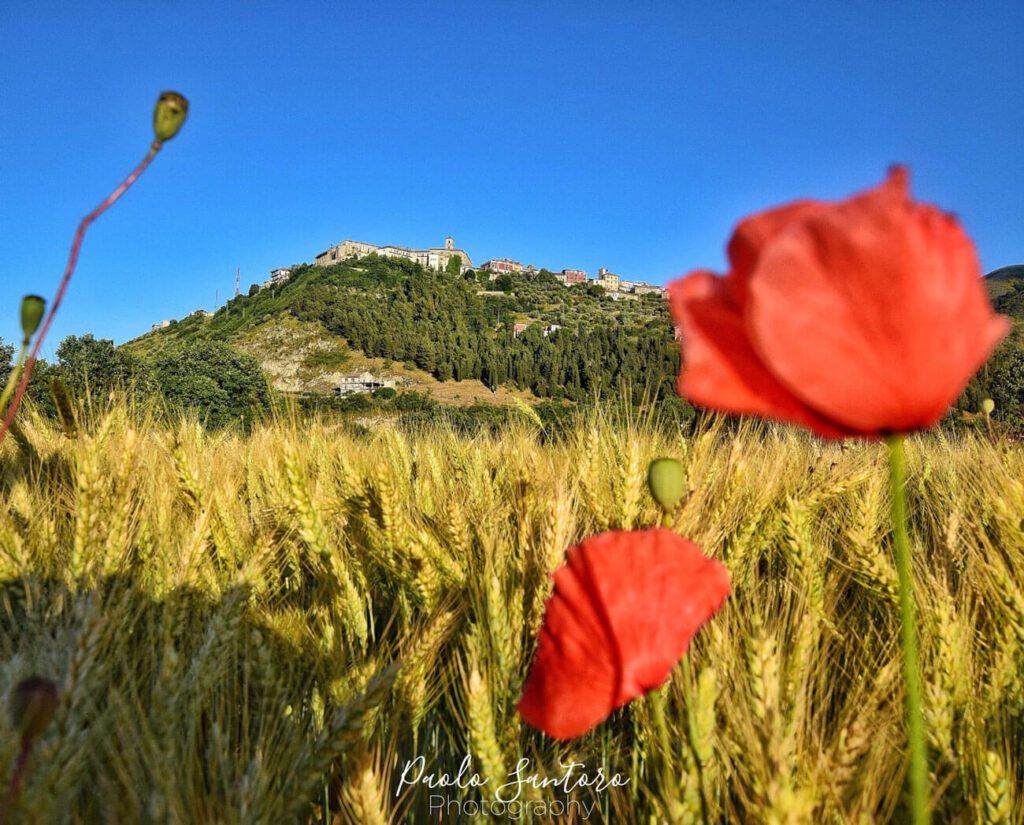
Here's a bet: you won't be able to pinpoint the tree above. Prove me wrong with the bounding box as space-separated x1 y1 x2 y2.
337 393 372 413
0 337 13 389
154 340 270 429
394 391 438 412
989 349 1024 428
55 334 155 400
446 255 462 277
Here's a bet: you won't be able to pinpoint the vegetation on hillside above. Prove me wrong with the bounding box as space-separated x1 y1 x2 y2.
5 258 1023 434
128 256 679 404
961 266 1024 427
0 335 271 431
119 255 1024 431
0 407 1021 822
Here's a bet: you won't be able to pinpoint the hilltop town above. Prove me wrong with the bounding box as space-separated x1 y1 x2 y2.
309 235 667 299
152 235 668 331
138 236 677 405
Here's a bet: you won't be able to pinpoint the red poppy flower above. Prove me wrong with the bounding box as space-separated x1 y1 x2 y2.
517 528 730 740
668 167 1010 438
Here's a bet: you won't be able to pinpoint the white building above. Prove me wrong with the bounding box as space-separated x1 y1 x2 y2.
594 267 621 292
315 236 472 272
335 371 397 396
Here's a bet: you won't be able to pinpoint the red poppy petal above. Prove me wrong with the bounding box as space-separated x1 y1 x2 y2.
727 199 824 302
669 271 854 438
746 168 1010 434
517 528 730 740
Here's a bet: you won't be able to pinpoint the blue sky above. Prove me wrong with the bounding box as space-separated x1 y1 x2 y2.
1 1 1022 352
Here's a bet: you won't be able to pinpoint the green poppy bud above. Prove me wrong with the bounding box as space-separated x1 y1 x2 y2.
647 457 686 512
981 398 995 415
153 91 189 143
20 295 45 342
9 676 58 745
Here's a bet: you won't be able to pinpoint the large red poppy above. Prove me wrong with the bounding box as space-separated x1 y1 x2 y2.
668 167 1010 438
517 528 730 740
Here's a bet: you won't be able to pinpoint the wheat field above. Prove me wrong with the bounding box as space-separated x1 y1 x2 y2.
0 402 1021 823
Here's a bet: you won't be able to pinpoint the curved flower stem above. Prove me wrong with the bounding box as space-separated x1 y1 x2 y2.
682 658 711 825
0 142 162 447
647 688 681 817
887 435 929 825
0 740 33 825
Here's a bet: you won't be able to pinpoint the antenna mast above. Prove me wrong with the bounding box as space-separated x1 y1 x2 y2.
235 266 241 298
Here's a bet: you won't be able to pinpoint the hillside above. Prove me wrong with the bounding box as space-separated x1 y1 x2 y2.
986 264 1024 317
126 255 678 405
986 263 1024 292
121 258 1024 418
230 316 538 406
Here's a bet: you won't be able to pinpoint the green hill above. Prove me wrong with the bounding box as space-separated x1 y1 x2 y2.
126 256 678 405
118 257 1024 424
986 265 1024 317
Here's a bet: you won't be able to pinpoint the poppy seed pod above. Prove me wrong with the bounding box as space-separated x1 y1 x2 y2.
647 457 686 511
9 676 58 744
20 295 45 342
981 398 995 415
153 91 189 143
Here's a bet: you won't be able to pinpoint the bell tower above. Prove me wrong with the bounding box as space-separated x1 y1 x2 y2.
445 236 454 250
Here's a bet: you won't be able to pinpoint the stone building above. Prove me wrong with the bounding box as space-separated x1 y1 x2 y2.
260 267 293 289
594 267 621 292
479 258 524 275
335 371 397 396
315 236 472 272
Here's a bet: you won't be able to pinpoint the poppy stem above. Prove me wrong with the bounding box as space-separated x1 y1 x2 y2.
0 142 161 448
1 739 34 825
682 658 711 825
647 689 681 817
887 435 929 825
0 341 30 423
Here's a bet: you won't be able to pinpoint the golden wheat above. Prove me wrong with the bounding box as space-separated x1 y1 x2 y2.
0 403 1020 822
